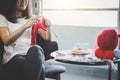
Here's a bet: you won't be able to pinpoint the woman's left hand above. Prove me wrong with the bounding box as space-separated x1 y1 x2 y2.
45 19 51 28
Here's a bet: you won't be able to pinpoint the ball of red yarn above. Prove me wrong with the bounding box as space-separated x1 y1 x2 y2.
95 48 114 60
95 29 118 60
97 29 118 50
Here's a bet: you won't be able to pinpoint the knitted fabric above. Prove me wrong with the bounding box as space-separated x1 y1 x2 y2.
31 17 47 45
95 29 118 60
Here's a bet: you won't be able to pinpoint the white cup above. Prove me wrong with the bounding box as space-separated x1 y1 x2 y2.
73 43 89 50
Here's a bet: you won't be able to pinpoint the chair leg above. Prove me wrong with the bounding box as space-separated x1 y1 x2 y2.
56 74 61 80
45 65 66 80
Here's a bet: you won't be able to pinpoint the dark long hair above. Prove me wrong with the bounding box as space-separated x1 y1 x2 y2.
0 0 29 23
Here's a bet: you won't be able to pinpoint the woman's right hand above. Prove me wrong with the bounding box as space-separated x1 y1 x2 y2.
45 19 51 28
24 16 40 29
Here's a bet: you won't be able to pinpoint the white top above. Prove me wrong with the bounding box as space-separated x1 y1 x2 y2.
0 14 32 64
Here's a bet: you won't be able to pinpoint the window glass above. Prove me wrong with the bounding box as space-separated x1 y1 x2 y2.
39 0 119 27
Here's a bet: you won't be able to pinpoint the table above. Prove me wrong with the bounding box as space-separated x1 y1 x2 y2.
51 50 120 80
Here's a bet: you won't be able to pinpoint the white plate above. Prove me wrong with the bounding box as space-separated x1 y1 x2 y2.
71 49 90 55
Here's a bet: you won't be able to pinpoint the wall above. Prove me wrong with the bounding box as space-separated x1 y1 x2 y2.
51 26 118 50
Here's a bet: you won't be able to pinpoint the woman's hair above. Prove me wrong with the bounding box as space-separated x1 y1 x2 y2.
0 0 29 23
22 7 29 19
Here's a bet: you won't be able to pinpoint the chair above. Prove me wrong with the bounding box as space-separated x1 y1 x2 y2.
0 38 66 80
45 65 66 80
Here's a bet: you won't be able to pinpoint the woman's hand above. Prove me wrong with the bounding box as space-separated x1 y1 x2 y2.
24 16 40 29
45 19 51 28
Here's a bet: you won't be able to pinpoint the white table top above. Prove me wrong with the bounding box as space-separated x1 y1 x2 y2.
51 49 103 63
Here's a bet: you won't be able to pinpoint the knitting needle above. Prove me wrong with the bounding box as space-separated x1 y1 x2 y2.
39 0 58 38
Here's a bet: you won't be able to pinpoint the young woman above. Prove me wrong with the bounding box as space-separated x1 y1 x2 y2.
0 0 50 80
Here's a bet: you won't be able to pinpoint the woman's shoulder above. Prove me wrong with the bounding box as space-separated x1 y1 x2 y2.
0 14 8 27
0 14 5 18
0 14 7 21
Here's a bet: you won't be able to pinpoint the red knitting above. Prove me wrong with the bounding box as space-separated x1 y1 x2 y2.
95 29 118 60
31 17 47 45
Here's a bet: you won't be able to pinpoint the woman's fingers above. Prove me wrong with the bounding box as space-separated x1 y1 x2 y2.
45 19 51 27
30 16 40 24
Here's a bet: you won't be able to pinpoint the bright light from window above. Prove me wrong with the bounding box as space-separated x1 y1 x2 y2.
42 0 119 27
43 0 119 9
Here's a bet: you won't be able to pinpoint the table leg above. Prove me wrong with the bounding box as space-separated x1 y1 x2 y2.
118 62 120 80
107 61 112 80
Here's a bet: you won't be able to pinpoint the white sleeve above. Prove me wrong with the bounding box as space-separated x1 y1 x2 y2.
0 14 8 27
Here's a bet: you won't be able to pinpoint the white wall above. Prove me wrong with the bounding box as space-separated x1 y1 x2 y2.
51 26 118 50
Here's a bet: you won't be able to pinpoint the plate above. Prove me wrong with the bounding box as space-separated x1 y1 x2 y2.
71 49 90 55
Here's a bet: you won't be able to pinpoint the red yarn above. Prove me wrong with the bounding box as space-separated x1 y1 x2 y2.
95 48 114 60
31 17 47 45
95 29 118 60
97 29 118 50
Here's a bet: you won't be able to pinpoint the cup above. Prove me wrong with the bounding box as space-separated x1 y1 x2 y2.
73 43 89 50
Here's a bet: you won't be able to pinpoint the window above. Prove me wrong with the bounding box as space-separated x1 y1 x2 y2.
39 0 119 27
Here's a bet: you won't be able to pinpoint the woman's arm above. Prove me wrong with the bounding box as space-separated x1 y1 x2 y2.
38 19 51 41
0 16 39 46
27 0 51 41
27 0 33 18
0 26 26 46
